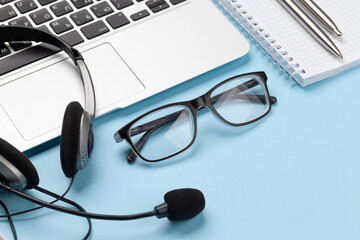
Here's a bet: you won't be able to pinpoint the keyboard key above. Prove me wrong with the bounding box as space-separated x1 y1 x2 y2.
0 6 17 21
0 30 83 76
9 41 32 51
80 20 109 39
106 12 129 29
70 9 93 26
0 44 10 58
0 0 14 5
145 0 168 13
30 8 53 24
37 0 56 6
110 0 133 10
130 9 149 21
60 29 84 46
50 1 73 16
149 2 168 13
70 0 93 9
169 0 185 4
37 24 50 33
14 0 38 13
145 0 163 8
50 17 73 34
90 1 113 18
8 16 33 27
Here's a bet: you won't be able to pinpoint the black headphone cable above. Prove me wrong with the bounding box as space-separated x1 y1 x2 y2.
0 175 75 218
0 174 92 240
0 199 17 240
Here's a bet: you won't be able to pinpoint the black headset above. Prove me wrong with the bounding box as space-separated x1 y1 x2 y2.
0 26 205 238
0 26 96 185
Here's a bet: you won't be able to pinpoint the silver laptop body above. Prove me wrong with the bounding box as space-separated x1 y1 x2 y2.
0 0 250 153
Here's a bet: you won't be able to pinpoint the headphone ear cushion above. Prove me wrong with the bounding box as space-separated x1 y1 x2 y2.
0 138 39 189
60 101 84 178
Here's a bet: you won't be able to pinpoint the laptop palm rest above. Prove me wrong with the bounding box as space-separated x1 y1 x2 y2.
0 43 144 141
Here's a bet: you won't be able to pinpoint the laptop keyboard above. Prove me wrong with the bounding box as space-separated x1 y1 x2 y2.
0 0 186 75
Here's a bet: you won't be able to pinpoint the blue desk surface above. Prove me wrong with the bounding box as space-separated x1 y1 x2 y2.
2 28 360 240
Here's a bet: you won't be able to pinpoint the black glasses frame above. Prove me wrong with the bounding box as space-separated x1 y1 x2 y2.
114 71 277 163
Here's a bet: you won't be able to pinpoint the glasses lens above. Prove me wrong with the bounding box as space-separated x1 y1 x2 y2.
210 75 270 124
128 105 195 161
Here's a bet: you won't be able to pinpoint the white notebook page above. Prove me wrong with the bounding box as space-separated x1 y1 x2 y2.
238 0 360 86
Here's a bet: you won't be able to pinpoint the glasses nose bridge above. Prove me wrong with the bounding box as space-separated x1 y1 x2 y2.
190 95 207 110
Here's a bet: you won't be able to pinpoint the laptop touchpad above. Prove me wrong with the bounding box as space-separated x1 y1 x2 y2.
0 43 144 140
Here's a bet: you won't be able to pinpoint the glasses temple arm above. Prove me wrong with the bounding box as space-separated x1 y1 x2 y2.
126 128 156 162
129 111 183 137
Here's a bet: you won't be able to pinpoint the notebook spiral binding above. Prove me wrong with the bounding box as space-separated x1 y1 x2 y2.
214 0 306 85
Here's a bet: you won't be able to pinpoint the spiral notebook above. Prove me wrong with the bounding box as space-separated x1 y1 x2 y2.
215 0 360 86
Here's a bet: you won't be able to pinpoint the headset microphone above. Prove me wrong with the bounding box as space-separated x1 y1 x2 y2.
155 188 205 221
0 183 205 221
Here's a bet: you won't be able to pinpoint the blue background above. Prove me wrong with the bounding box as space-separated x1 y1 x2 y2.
1 9 360 240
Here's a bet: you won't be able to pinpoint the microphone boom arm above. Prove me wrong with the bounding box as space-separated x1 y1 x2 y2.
0 183 158 221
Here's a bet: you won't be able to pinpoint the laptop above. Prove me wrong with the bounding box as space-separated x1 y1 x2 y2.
0 0 250 155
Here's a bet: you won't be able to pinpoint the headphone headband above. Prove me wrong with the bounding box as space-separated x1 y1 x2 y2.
0 26 82 64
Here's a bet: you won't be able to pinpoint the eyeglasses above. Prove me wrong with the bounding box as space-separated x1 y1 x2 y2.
114 71 277 162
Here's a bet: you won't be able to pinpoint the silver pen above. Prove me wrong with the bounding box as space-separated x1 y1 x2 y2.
278 0 343 59
298 0 342 36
